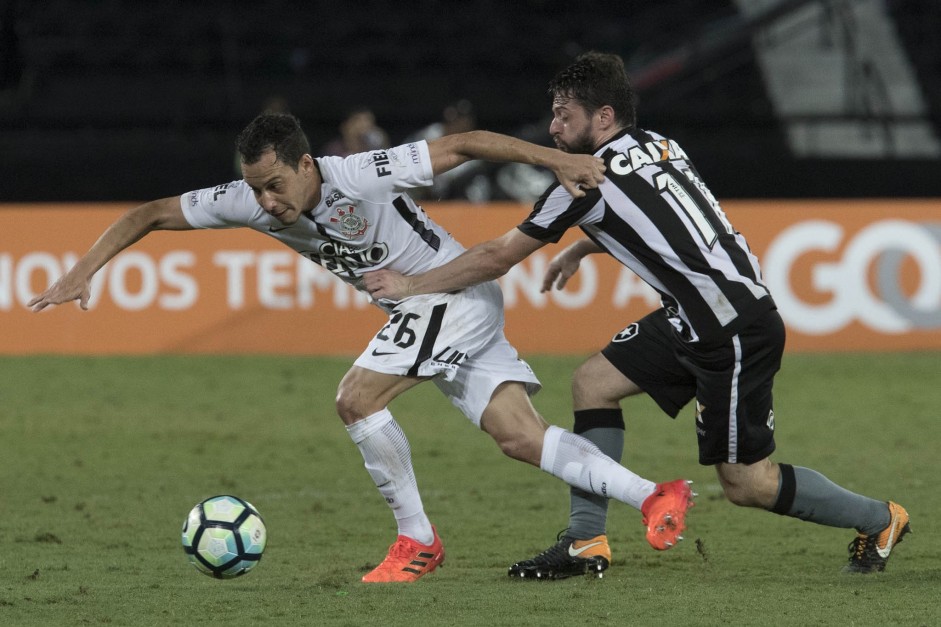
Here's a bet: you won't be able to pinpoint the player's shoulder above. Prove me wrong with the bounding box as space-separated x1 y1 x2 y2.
320 142 426 175
534 180 564 208
602 128 647 151
182 179 264 226
316 150 389 188
184 179 253 208
316 141 432 200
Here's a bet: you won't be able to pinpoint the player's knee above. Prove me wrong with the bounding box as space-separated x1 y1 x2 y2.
334 384 365 424
572 361 603 400
490 430 541 465
717 463 777 508
572 353 644 409
480 388 547 465
721 483 762 507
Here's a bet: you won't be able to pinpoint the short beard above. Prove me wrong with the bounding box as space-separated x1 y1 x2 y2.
556 129 596 155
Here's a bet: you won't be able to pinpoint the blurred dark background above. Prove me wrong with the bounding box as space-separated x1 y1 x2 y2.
1 0 938 202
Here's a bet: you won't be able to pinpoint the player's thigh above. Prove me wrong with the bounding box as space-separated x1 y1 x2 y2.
335 365 425 424
572 351 645 409
478 381 548 465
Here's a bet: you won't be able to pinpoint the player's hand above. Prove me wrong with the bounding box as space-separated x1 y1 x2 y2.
541 250 582 292
28 274 91 312
363 269 413 301
552 153 605 198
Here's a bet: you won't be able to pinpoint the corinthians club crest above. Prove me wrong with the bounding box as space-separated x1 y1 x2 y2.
330 205 370 238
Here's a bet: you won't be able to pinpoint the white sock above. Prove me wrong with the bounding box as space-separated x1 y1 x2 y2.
540 425 656 510
346 408 434 544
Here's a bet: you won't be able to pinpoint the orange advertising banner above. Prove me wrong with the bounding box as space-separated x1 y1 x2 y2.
1 200 939 355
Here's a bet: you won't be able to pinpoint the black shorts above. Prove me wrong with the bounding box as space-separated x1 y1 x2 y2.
601 308 785 466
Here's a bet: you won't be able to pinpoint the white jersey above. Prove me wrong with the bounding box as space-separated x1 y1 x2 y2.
180 139 539 420
180 140 465 306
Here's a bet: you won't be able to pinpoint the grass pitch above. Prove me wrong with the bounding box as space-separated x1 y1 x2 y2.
1 352 938 625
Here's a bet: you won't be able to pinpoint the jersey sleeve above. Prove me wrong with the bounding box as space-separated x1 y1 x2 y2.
518 184 602 243
179 180 262 228
316 141 434 202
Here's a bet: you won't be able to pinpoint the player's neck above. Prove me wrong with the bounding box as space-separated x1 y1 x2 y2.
306 171 323 210
594 126 626 150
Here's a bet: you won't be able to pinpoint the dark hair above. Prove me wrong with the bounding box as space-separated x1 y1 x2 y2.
236 112 311 171
548 52 637 131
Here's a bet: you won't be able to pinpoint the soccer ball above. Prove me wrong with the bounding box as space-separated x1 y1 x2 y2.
181 495 267 579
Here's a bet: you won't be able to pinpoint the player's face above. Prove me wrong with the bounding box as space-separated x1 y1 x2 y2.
549 98 597 154
242 150 317 224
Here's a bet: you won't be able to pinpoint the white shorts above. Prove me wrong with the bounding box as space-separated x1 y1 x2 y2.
354 281 541 426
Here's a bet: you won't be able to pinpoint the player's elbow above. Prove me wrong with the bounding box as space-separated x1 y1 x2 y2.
130 196 188 231
477 246 518 280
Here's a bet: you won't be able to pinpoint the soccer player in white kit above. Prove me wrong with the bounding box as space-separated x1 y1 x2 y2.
30 112 693 582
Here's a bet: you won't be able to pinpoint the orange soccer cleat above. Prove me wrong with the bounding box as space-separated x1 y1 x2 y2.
361 526 445 583
641 479 695 551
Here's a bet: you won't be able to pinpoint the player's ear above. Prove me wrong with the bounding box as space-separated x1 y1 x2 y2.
597 105 615 129
300 154 316 176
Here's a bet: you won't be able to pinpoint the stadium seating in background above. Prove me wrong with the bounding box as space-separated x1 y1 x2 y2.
0 0 938 201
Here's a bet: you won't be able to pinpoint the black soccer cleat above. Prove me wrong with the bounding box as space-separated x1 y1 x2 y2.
843 501 911 574
508 531 610 580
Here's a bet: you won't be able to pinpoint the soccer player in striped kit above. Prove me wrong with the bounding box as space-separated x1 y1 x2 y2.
364 52 910 578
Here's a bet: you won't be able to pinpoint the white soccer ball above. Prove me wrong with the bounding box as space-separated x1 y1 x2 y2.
181 495 267 578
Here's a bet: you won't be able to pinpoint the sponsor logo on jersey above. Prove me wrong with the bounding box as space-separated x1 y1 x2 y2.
330 206 370 238
363 150 392 177
407 142 421 165
324 190 345 208
609 139 689 176
301 239 390 279
212 182 237 202
317 240 388 263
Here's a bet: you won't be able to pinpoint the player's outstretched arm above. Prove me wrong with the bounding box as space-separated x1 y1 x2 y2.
29 196 192 312
541 238 604 292
364 227 546 301
427 130 605 198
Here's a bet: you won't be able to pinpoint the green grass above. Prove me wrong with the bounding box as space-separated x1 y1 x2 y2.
1 353 938 626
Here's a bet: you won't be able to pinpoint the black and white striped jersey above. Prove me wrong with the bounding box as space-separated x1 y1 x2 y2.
519 128 775 346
